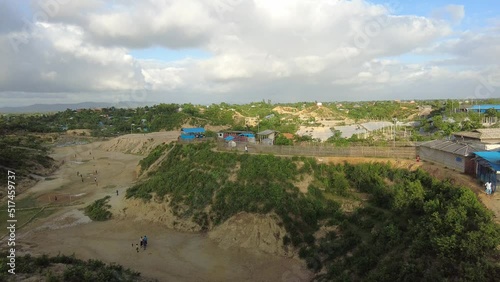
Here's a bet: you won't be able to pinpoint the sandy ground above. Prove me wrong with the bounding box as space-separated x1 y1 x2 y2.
21 220 310 282
4 133 312 282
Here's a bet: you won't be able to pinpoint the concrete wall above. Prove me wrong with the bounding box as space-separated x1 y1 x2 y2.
419 147 466 173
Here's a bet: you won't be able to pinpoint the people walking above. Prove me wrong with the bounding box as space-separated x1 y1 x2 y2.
245 145 248 153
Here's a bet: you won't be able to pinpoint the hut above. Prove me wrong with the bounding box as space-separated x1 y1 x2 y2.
473 151 500 193
418 140 478 175
453 128 500 150
217 131 256 143
257 130 279 145
180 127 205 141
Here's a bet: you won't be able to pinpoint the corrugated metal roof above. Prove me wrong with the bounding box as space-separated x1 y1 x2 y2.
295 126 334 141
419 140 478 157
333 125 366 138
476 128 500 139
454 128 500 140
360 121 393 132
453 131 481 139
257 129 277 135
474 151 500 171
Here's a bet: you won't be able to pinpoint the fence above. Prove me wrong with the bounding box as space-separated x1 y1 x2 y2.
217 142 417 159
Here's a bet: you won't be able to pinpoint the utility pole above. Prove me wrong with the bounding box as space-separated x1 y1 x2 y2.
392 118 397 147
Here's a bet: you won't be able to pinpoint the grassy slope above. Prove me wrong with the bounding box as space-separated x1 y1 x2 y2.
128 142 500 281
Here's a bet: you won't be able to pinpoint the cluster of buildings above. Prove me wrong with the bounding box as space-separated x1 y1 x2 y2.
179 104 500 193
179 127 279 146
419 128 500 194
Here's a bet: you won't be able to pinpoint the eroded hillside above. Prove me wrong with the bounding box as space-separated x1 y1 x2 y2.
126 142 500 281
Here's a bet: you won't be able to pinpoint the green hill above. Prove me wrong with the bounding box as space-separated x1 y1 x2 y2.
127 142 500 281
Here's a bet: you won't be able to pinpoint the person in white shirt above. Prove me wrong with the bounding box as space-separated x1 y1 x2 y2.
485 181 492 195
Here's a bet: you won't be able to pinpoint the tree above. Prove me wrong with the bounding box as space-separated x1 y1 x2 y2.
485 108 497 118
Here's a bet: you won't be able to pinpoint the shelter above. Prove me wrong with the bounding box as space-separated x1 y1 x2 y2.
467 104 500 113
257 129 278 145
418 140 477 174
217 131 256 143
295 126 334 141
453 128 500 150
180 127 205 141
474 151 500 193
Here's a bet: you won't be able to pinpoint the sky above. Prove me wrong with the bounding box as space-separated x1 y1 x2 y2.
0 0 499 107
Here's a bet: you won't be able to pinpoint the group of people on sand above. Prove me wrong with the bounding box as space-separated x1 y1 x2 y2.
76 170 99 186
134 235 148 252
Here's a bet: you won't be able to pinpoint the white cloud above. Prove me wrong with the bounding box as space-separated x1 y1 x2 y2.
87 0 215 48
431 5 465 25
0 0 498 106
0 21 144 93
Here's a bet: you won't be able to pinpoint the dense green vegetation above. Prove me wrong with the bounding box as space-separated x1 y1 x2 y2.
0 252 151 282
0 135 56 197
138 143 172 173
128 143 500 281
84 196 112 221
2 98 500 142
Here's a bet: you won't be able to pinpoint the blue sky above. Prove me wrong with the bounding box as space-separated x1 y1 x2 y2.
1 0 499 106
129 47 211 61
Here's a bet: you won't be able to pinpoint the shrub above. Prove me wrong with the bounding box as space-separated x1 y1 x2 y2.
84 196 112 221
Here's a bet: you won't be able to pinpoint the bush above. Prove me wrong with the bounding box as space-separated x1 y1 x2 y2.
84 196 112 221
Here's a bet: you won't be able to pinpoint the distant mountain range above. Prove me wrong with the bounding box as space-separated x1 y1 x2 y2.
0 101 159 113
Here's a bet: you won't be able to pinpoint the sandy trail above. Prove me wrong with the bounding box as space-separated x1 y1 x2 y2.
22 219 310 281
10 133 311 281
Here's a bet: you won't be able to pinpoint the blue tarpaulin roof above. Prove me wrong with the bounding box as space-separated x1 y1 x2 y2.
239 133 255 137
181 127 205 134
468 105 500 113
180 135 195 140
474 151 500 171
224 136 234 141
